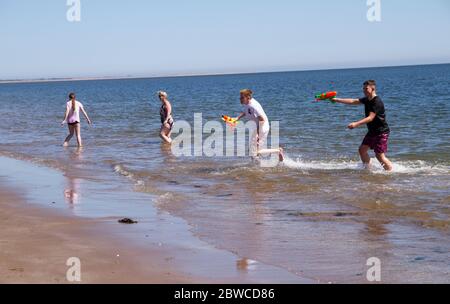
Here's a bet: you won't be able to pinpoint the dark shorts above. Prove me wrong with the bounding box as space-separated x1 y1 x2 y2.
361 132 390 154
68 122 80 126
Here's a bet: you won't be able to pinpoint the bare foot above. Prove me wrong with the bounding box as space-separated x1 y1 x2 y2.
63 142 69 147
278 147 284 162
362 162 372 170
381 162 393 172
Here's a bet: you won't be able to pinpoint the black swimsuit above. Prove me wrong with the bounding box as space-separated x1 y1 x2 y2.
160 104 174 129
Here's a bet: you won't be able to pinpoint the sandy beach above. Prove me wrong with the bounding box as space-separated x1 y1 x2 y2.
0 187 193 283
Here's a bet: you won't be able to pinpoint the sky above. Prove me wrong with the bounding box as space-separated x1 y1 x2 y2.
1 0 450 79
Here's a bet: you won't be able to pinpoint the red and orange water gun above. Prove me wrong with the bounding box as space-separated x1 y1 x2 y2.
222 115 239 128
315 91 337 103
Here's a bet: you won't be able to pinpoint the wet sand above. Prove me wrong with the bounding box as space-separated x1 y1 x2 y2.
0 188 193 283
0 156 311 284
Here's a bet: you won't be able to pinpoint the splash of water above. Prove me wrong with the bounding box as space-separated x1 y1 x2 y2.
282 155 449 175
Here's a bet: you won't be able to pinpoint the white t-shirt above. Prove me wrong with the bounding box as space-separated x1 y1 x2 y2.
243 99 270 156
243 98 269 126
66 100 84 124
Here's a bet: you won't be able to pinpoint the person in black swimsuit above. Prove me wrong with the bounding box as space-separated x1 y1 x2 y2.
158 91 174 144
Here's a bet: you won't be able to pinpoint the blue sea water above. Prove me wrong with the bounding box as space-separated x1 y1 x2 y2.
1 64 449 283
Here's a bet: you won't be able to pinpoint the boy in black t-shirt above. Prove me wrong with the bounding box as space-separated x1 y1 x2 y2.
333 80 393 171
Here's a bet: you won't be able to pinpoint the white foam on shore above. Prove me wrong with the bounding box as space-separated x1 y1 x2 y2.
113 164 144 186
202 156 449 177
282 156 449 175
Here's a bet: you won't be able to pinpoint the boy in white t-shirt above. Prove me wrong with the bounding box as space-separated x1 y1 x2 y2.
235 89 284 162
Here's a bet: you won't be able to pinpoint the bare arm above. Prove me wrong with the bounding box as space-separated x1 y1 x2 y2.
80 107 92 125
333 98 361 105
236 112 246 121
61 107 69 125
348 112 376 129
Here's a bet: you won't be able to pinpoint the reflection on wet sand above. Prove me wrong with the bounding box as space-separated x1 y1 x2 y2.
64 147 83 207
64 176 81 206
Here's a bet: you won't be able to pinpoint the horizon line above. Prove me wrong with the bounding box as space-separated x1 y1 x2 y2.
1 62 449 85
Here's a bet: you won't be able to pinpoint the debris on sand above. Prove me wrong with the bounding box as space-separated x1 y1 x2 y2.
118 218 138 224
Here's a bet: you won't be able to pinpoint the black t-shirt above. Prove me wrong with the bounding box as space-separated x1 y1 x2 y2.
358 96 390 135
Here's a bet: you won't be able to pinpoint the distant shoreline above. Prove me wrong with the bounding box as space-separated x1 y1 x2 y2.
1 62 449 85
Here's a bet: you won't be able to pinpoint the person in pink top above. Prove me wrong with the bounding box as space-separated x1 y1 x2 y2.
61 92 92 147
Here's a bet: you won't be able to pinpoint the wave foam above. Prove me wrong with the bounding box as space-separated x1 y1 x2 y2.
282 156 449 175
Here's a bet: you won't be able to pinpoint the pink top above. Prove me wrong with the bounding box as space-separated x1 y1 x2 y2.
66 100 84 124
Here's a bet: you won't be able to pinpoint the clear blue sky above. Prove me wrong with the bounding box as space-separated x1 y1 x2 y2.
1 0 449 79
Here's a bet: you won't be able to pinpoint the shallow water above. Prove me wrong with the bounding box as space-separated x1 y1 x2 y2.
1 64 449 282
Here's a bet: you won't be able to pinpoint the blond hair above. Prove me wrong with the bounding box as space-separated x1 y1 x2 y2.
158 91 168 98
240 89 253 98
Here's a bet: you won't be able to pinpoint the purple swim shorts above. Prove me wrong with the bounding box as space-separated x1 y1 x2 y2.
361 132 390 154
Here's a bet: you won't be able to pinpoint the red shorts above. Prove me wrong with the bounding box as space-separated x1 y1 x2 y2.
361 132 390 154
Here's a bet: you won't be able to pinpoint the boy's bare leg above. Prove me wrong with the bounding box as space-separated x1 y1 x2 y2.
376 153 393 171
359 145 371 169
